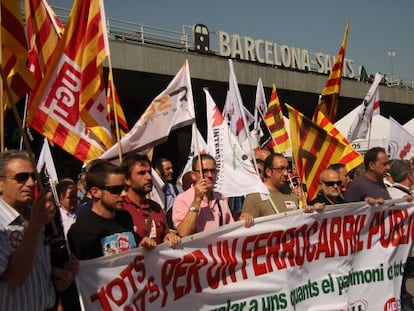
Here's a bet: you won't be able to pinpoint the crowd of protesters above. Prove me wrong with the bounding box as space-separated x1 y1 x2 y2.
0 147 413 310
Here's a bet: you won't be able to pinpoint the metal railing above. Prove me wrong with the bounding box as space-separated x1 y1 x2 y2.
50 6 414 90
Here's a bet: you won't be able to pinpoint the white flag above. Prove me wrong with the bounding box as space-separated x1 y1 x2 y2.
101 60 195 160
225 59 251 145
177 123 208 185
389 117 414 160
36 138 59 184
347 72 383 141
36 138 59 202
149 168 166 210
204 88 268 197
251 78 268 147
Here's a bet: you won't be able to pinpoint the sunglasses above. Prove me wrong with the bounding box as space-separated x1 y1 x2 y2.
322 181 342 187
1 172 36 183
100 184 126 195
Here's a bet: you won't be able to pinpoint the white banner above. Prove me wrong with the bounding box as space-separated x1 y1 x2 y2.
389 116 414 160
77 200 413 310
100 60 195 160
205 88 267 197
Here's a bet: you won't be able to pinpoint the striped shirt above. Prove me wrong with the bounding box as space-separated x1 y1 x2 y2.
0 199 56 311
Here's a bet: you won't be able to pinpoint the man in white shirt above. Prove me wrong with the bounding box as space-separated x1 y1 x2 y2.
388 159 413 199
388 159 414 310
56 180 77 237
0 150 77 311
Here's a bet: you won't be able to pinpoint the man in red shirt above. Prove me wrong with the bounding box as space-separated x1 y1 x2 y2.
121 154 180 247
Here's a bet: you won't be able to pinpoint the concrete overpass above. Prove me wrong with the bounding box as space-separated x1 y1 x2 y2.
103 38 414 173
107 39 414 130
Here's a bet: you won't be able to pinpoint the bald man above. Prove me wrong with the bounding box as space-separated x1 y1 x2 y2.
309 169 347 205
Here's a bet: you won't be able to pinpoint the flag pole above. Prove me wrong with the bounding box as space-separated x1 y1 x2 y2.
0 10 3 152
101 0 123 163
19 94 31 150
107 67 123 162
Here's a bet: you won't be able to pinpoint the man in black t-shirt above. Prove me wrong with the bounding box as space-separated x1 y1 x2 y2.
68 160 155 260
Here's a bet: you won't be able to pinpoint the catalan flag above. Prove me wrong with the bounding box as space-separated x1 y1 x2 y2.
288 104 350 202
315 111 363 173
1 0 36 108
24 0 64 107
313 21 350 122
264 84 290 153
106 71 129 139
27 0 112 162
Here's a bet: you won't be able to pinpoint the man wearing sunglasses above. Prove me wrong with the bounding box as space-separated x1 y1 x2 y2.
67 160 155 260
0 150 77 311
309 169 347 205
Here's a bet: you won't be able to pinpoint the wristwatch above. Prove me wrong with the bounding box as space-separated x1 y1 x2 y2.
189 206 199 212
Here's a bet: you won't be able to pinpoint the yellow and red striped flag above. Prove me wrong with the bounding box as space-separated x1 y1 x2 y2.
25 0 64 77
106 72 129 139
288 104 351 202
264 84 290 153
313 21 350 123
315 111 363 173
27 0 112 162
24 0 64 108
1 0 37 108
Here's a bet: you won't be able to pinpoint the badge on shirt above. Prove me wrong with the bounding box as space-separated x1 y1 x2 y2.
284 201 297 210
101 232 136 257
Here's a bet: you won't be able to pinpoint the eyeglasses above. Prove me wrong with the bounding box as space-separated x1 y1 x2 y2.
322 181 342 187
99 184 126 195
194 168 217 175
0 172 36 183
271 166 289 173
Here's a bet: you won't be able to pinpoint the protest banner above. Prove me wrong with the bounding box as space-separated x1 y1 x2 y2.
77 200 414 310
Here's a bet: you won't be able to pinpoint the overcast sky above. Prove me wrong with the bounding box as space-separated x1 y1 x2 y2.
48 0 414 82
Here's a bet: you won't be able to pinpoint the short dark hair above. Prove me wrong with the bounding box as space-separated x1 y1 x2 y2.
263 153 285 172
390 159 412 183
364 147 386 170
192 154 216 171
0 150 31 177
121 154 151 178
152 157 171 177
86 159 124 190
56 180 75 201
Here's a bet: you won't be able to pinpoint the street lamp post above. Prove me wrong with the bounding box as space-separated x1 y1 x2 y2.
387 50 396 78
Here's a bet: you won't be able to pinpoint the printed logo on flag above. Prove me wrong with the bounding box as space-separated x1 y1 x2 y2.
383 297 400 311
42 55 81 126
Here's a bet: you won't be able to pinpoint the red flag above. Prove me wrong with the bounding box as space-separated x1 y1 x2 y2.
1 0 36 108
106 72 129 139
313 21 350 122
